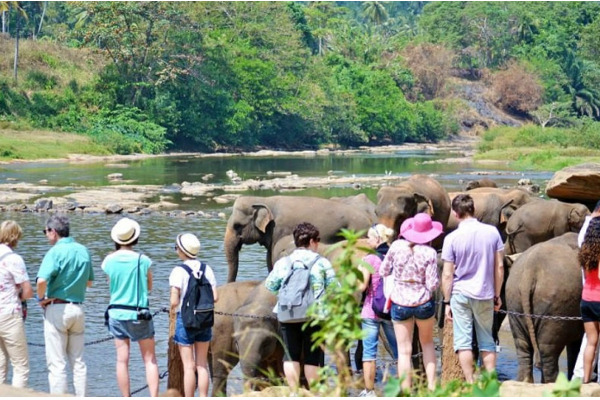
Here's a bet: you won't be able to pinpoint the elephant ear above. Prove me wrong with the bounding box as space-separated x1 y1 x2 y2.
500 199 515 225
414 193 435 216
252 204 274 233
568 207 586 230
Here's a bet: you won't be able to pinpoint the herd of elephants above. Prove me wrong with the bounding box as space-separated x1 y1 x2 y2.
209 174 589 394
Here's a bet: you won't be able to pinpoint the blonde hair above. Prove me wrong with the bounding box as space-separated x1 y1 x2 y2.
0 220 22 248
368 224 395 245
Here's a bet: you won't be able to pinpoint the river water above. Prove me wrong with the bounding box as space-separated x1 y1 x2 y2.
0 146 559 396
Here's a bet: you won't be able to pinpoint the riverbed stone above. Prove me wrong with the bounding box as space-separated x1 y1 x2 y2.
546 163 600 202
499 381 600 397
107 173 123 181
105 203 123 214
35 199 53 212
201 173 214 181
83 207 104 214
138 208 152 215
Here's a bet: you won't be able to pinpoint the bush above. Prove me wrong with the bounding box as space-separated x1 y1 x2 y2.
401 43 455 100
490 62 543 114
88 107 171 154
25 71 58 90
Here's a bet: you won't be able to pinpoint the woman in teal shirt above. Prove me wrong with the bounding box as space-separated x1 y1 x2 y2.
102 218 159 397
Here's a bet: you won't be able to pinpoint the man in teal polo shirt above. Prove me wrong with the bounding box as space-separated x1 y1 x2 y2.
36 215 93 397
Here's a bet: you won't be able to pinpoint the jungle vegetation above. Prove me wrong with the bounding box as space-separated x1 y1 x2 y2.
1 2 600 156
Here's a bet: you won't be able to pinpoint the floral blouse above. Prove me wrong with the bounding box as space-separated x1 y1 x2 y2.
380 239 439 307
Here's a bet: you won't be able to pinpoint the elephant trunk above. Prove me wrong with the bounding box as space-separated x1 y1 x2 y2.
225 226 242 283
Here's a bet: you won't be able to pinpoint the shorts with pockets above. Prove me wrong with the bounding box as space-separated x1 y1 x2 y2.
280 321 323 366
451 293 495 353
390 298 436 322
108 318 155 342
173 312 212 345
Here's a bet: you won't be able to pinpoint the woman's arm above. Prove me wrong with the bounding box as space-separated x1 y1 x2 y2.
170 286 180 311
147 270 153 292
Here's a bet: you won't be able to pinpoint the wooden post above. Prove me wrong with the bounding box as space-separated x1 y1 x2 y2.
441 320 464 383
167 310 184 394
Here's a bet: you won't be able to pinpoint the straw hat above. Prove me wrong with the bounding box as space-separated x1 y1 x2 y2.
110 218 141 246
176 233 200 258
400 213 443 244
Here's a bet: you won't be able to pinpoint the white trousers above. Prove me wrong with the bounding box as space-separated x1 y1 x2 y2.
43 303 87 397
0 313 29 387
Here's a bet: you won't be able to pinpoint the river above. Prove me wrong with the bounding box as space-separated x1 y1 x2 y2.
0 145 560 395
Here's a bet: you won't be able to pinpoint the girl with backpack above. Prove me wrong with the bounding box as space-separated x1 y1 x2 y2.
380 213 442 392
102 218 159 396
356 224 398 397
169 233 218 397
265 222 337 395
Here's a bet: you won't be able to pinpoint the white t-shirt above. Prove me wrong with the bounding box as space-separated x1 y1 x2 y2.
169 260 217 313
0 244 29 316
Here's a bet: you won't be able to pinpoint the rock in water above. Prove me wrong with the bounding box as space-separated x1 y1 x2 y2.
546 163 600 202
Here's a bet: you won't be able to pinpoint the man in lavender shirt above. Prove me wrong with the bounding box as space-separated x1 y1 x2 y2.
441 194 504 383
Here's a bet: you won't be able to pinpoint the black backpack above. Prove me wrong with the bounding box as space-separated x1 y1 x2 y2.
180 262 214 330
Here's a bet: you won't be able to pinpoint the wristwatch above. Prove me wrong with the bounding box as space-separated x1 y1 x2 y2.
443 300 450 305
35 294 47 302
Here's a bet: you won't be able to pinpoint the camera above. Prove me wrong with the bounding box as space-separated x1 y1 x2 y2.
137 309 153 321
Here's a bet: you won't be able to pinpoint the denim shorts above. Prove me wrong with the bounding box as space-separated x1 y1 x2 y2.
581 299 600 323
451 293 495 353
390 298 436 322
173 313 212 346
108 318 155 342
362 318 398 361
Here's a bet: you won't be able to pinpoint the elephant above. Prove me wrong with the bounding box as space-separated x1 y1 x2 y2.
375 174 451 249
330 193 378 224
446 191 520 240
506 233 584 383
225 195 373 282
232 283 283 392
209 280 262 396
465 177 498 191
504 199 590 255
467 187 534 209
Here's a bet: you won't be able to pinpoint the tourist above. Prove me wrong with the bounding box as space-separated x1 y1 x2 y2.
37 215 94 396
102 218 159 397
357 223 398 397
169 233 218 397
265 222 337 395
441 194 504 383
573 200 600 381
578 216 600 383
381 213 442 391
0 220 32 388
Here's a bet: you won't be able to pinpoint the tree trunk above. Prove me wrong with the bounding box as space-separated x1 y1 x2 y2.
441 321 465 383
1 11 6 34
167 309 184 395
37 1 47 38
13 11 19 82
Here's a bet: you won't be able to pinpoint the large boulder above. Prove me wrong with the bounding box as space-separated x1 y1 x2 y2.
546 163 600 203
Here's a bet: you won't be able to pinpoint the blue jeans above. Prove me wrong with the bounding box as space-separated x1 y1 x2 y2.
390 298 436 322
451 293 495 353
362 318 398 361
173 313 212 346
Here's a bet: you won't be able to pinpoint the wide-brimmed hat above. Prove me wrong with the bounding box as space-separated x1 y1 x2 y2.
176 233 200 258
400 213 443 244
111 218 141 246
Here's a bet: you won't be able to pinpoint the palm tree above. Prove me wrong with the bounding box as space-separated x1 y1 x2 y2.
362 1 388 26
1 1 10 33
562 52 600 119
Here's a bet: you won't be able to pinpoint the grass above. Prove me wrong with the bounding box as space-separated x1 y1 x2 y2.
0 36 106 88
474 123 600 171
0 129 111 161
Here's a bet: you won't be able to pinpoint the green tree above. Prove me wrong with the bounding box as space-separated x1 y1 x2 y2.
362 1 388 26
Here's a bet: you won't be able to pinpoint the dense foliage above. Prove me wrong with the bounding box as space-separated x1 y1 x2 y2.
1 2 600 154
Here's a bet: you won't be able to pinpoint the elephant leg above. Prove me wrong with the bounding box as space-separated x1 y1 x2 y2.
566 338 583 380
539 343 562 383
510 315 534 383
210 344 239 396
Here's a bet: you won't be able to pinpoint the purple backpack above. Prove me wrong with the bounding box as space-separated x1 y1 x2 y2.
371 253 391 320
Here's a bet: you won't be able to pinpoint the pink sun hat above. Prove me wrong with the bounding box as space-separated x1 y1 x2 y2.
400 213 444 244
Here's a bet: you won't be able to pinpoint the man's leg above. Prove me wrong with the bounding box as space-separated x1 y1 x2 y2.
66 305 86 397
44 305 69 394
472 298 497 373
451 294 475 382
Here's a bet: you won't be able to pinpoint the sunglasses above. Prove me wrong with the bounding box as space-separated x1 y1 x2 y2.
43 228 52 235
173 245 179 251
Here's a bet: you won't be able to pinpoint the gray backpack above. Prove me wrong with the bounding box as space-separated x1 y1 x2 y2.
277 255 321 323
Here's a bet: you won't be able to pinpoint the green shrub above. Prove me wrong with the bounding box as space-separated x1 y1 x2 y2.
385 370 500 397
88 107 171 155
25 71 58 91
